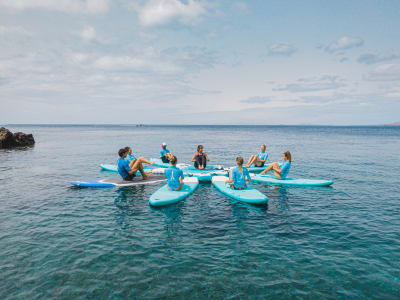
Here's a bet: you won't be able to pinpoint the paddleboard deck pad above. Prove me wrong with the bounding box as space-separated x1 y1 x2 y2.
211 176 268 204
252 175 333 186
149 177 199 207
69 175 166 188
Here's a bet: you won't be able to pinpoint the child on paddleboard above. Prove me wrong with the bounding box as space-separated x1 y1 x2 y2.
160 142 174 163
192 145 210 169
245 144 268 167
164 156 184 191
117 148 153 181
226 157 251 189
260 151 292 179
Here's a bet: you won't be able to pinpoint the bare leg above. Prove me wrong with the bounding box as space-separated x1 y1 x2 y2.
245 155 256 167
260 162 279 175
132 161 152 179
273 170 282 179
137 157 154 165
129 159 137 169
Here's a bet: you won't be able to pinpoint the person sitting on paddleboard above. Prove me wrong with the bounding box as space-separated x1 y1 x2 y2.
124 146 137 162
160 142 174 163
245 144 268 167
117 148 153 181
164 156 184 191
192 145 210 169
226 156 251 190
260 151 292 179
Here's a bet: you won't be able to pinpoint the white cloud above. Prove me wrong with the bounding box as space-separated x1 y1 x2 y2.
267 43 297 56
93 55 181 74
0 25 32 36
275 75 346 92
358 53 399 65
325 36 363 53
240 96 271 104
0 0 110 14
80 26 96 42
134 0 207 27
364 64 400 81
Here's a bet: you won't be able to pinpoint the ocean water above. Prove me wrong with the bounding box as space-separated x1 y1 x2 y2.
0 125 399 299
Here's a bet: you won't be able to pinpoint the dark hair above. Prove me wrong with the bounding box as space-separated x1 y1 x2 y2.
118 148 127 157
236 156 244 166
197 145 204 152
284 151 292 162
124 146 131 151
170 155 177 165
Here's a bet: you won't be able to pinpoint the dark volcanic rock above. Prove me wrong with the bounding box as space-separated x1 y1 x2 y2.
0 127 35 149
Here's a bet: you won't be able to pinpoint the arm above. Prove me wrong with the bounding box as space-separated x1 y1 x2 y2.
205 153 210 161
245 169 251 182
191 153 197 162
225 170 234 184
176 176 183 191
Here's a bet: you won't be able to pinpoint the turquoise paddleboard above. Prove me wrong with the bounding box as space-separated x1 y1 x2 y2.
151 167 228 183
184 165 224 171
230 163 281 174
211 176 268 204
100 164 152 173
186 169 227 183
149 177 199 207
150 158 190 169
252 174 333 186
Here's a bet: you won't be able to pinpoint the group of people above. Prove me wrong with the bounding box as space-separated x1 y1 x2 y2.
116 143 292 192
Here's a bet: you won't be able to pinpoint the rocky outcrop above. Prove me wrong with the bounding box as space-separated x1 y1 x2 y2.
0 127 35 149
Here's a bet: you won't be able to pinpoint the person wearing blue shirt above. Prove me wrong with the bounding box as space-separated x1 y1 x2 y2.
260 151 292 179
160 142 173 163
124 146 137 162
245 144 268 167
117 148 153 181
226 157 252 189
164 156 184 191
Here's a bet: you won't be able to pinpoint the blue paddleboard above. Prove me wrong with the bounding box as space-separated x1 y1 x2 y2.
211 176 268 204
149 177 199 207
252 174 333 186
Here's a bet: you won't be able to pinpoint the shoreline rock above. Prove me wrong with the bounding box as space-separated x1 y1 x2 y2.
0 127 35 149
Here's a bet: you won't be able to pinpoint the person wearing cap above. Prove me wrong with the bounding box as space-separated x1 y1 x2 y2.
160 142 173 163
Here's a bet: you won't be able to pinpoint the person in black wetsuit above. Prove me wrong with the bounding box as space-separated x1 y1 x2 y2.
191 145 210 169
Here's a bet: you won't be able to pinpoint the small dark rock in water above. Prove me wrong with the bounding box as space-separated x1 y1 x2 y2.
0 127 35 149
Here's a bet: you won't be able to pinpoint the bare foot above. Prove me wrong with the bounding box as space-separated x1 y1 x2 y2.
142 172 152 180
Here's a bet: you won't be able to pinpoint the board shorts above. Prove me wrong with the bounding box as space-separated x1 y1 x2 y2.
194 154 207 169
123 173 136 181
254 161 265 167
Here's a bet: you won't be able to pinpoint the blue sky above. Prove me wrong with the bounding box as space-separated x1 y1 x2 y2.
1 0 400 125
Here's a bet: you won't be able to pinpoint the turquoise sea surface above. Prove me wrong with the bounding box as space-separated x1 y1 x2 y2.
0 125 399 298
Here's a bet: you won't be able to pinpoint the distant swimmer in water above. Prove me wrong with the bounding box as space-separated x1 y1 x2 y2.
117 148 153 181
226 156 251 190
160 142 174 163
192 145 210 169
260 151 292 179
244 144 268 167
164 156 184 191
